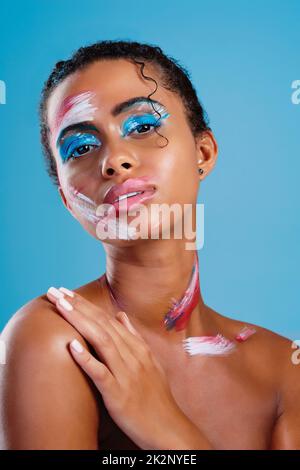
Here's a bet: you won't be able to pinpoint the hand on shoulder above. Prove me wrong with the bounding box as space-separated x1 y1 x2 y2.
0 294 100 450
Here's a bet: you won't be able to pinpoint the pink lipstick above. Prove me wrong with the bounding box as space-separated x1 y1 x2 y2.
103 176 157 213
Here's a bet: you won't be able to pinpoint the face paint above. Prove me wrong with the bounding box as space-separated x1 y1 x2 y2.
67 187 100 224
97 212 138 240
54 91 97 143
102 250 256 357
103 253 200 330
183 334 236 356
58 131 101 163
66 186 137 240
183 325 257 357
162 254 200 332
235 326 256 342
121 109 170 138
55 97 169 161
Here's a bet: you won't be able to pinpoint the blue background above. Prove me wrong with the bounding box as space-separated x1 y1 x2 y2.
0 0 299 338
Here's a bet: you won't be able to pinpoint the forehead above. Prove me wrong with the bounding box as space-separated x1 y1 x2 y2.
47 59 180 130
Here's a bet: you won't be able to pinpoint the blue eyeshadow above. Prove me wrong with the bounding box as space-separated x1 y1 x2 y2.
59 133 101 163
121 111 170 137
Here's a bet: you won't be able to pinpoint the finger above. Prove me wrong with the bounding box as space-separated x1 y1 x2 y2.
115 311 144 339
112 312 152 354
69 338 117 397
58 286 75 298
50 287 136 355
51 287 139 364
109 313 161 376
47 286 126 357
54 296 131 379
47 287 143 373
115 313 167 377
47 286 65 303
47 286 109 321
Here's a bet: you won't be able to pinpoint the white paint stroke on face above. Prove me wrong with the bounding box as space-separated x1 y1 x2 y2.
66 186 137 240
66 186 99 223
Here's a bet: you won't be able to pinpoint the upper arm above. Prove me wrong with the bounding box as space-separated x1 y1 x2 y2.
270 342 300 449
0 299 100 449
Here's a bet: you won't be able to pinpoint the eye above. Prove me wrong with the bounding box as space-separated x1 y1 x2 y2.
132 122 159 135
122 112 170 138
59 133 101 163
70 144 97 159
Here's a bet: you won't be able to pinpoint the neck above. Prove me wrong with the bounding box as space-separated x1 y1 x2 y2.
102 238 207 340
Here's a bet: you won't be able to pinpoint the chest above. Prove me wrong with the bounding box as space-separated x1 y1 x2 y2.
98 348 277 450
162 353 277 449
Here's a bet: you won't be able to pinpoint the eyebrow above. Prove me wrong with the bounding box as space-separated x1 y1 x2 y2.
56 96 166 146
111 96 166 116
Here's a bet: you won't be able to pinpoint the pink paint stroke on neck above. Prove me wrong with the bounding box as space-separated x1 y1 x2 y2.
162 253 200 332
102 253 200 333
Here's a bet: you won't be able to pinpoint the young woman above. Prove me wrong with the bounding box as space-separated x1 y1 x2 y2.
0 40 299 450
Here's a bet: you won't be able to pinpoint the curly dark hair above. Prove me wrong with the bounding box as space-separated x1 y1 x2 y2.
39 39 211 186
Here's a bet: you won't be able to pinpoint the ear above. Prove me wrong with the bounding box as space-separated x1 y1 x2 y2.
57 185 77 219
195 130 218 180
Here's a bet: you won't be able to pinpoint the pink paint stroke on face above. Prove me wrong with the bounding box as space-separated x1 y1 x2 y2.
53 91 97 140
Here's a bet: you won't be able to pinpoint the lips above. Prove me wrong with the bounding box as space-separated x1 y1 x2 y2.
103 177 157 210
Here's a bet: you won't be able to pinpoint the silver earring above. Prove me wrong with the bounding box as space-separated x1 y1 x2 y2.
198 168 204 175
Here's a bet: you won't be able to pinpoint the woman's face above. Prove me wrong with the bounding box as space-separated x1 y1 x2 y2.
47 59 217 244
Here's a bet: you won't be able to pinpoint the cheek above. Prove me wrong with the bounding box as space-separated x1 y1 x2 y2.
64 182 102 239
56 157 96 202
56 161 101 231
65 180 99 218
155 139 199 205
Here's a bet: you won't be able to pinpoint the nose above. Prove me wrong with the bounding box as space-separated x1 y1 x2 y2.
101 148 139 178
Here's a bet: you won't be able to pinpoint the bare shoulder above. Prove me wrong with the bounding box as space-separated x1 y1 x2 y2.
211 306 294 350
212 309 300 449
2 294 81 348
209 306 297 383
1 290 90 358
1 274 105 346
0 285 102 449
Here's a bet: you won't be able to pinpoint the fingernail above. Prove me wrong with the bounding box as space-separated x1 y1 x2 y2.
70 339 84 353
122 311 130 322
117 311 129 322
58 297 73 311
59 287 75 298
47 287 64 300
